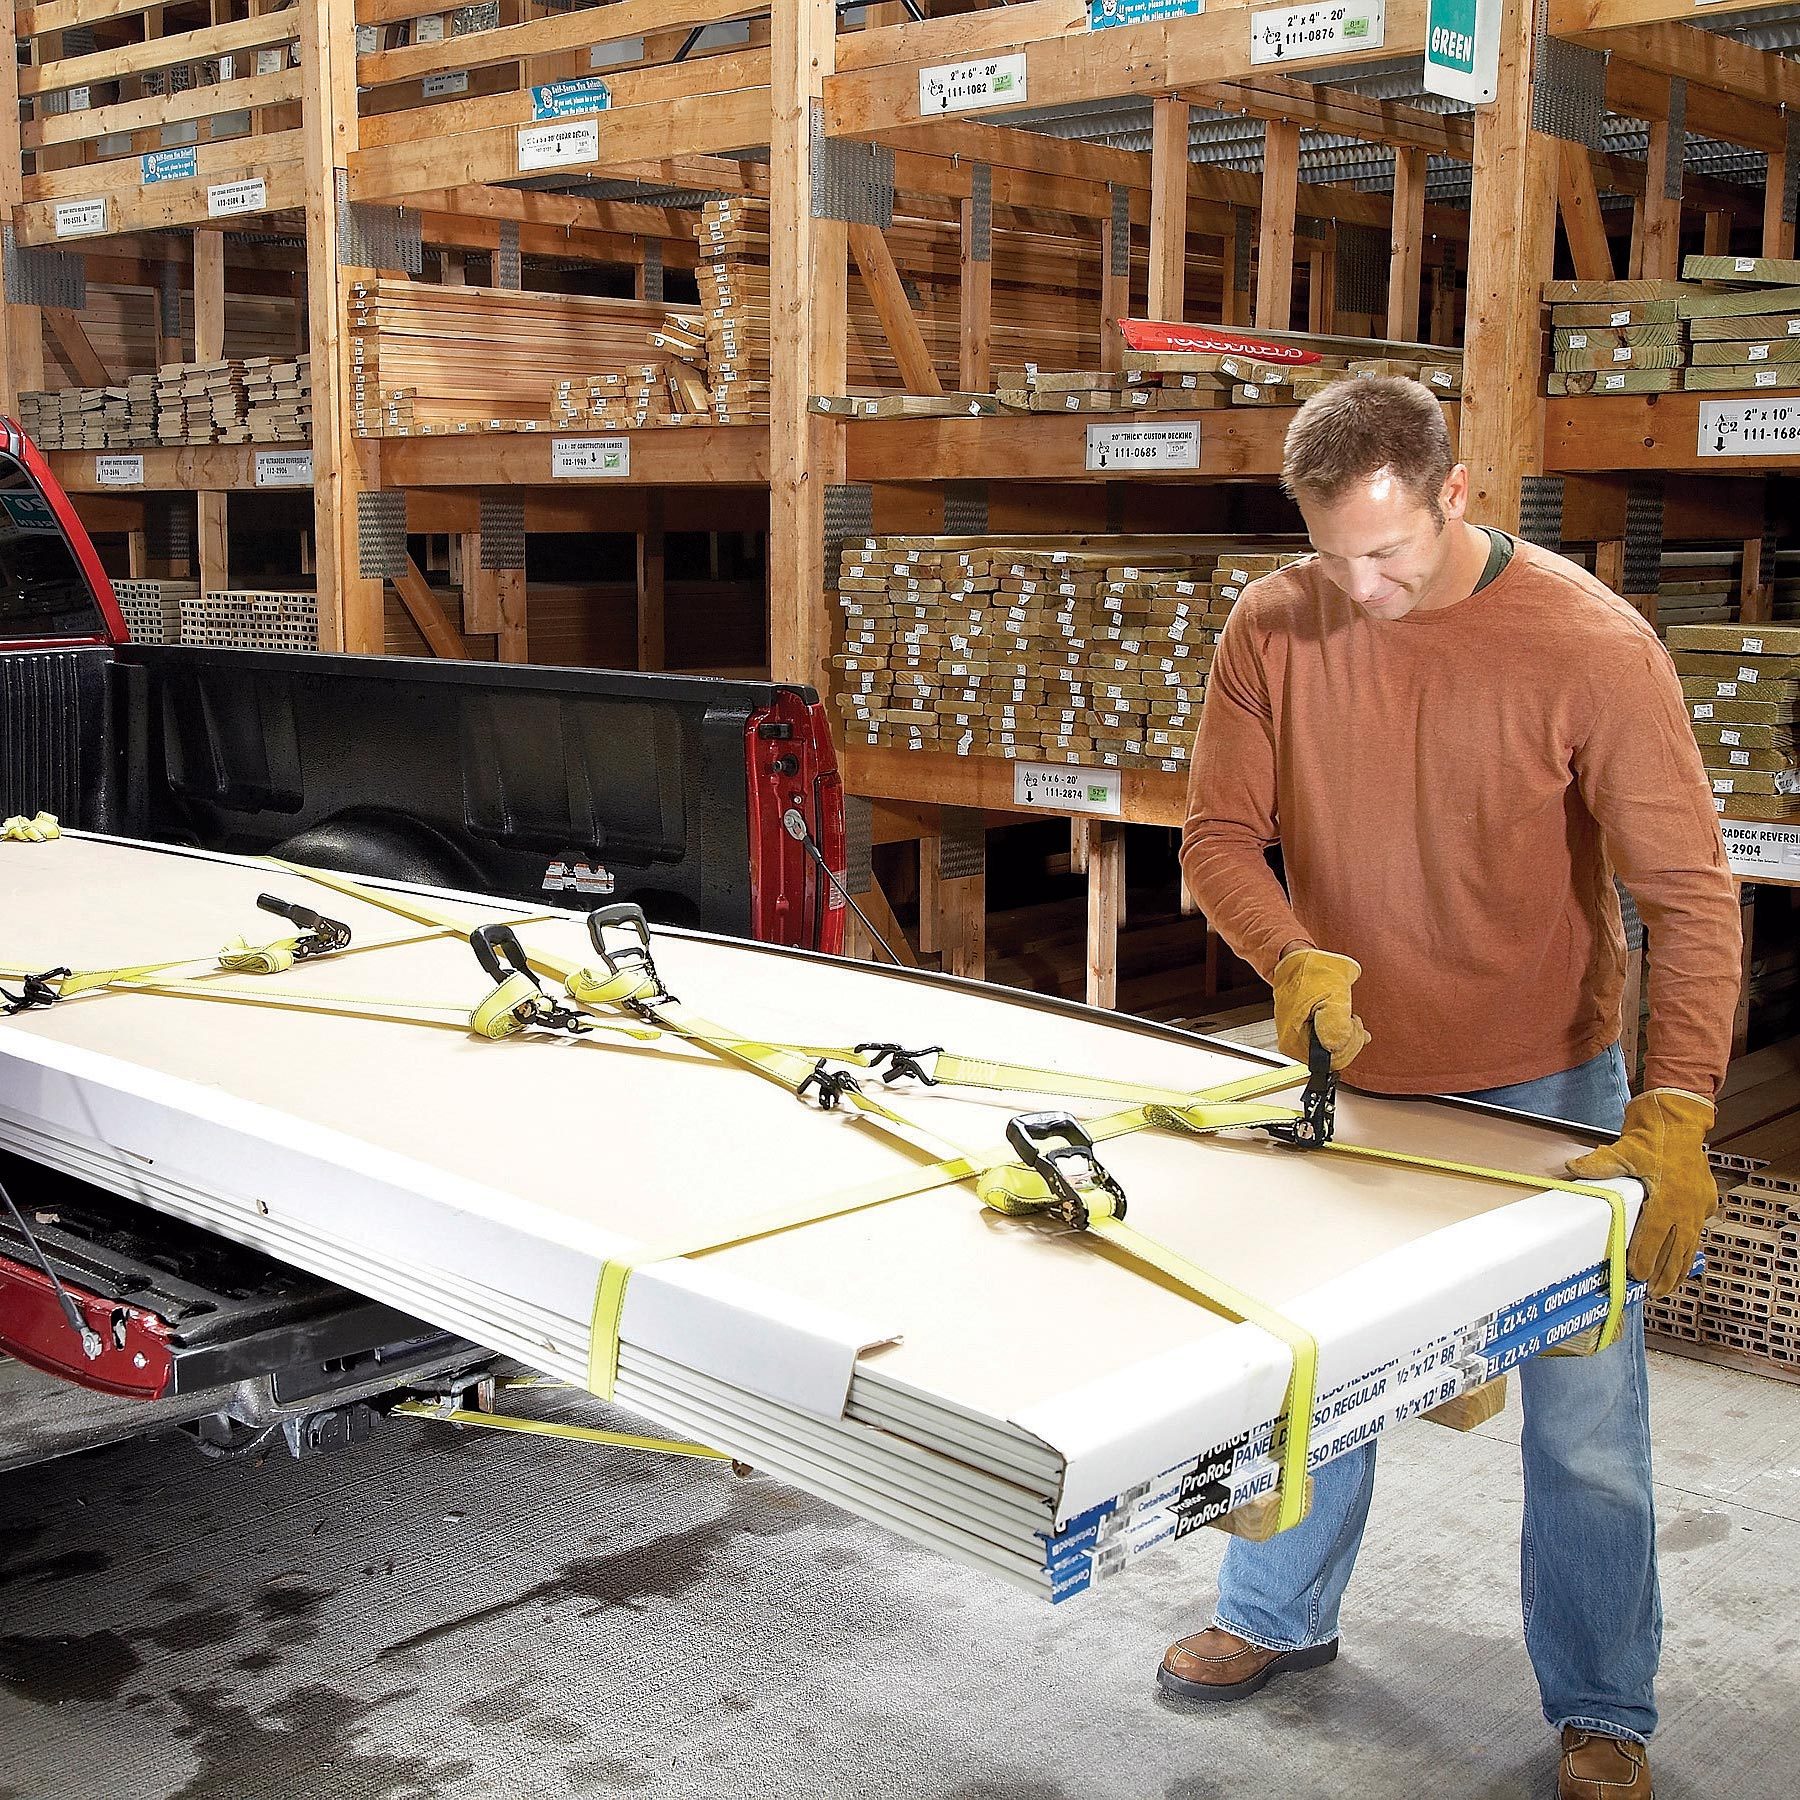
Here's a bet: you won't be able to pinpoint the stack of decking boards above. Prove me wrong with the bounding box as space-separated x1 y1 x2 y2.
348 281 697 436
178 587 319 652
833 535 1305 767
155 356 312 446
1671 621 1800 822
1544 253 1800 394
1649 1038 1800 1374
112 577 197 645
697 196 770 424
18 380 156 449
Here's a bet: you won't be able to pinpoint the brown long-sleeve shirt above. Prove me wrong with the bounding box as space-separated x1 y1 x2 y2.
1180 538 1741 1098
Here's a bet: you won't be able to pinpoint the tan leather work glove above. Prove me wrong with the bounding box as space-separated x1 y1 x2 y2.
1271 947 1370 1072
1565 1088 1717 1299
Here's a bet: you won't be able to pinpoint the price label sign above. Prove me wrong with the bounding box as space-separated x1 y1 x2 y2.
1085 421 1201 471
1089 0 1203 26
1250 0 1383 63
1697 397 1800 458
918 54 1027 116
254 450 314 488
1014 763 1124 817
517 117 601 171
53 197 108 238
1422 0 1499 104
551 435 630 479
207 177 267 218
1722 821 1800 881
95 456 145 487
422 71 469 97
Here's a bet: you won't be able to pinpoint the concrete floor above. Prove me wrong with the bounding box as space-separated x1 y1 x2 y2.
2 1348 1798 1800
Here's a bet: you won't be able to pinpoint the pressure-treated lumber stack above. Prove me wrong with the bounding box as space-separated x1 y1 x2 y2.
1678 254 1800 393
348 281 681 436
113 577 198 645
832 535 1305 768
1541 281 1690 395
18 380 157 450
1671 622 1800 822
697 197 771 425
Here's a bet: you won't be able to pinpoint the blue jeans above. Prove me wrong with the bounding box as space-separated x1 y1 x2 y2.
1214 1044 1661 1743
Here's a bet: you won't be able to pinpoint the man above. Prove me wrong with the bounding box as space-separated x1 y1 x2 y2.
1167 378 1740 1800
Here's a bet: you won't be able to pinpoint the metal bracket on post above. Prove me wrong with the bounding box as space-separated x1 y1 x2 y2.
844 796 874 897
1334 224 1384 317
159 258 182 341
478 496 525 571
1785 114 1800 228
939 808 986 882
1663 79 1687 201
942 483 989 538
641 237 664 302
2 230 85 310
1518 475 1566 552
145 496 195 571
823 483 874 604
496 221 521 291
809 100 894 227
1234 209 1253 298
356 491 409 582
969 165 993 263
1623 477 1665 597
1531 0 1608 151
336 171 423 274
1109 183 1131 279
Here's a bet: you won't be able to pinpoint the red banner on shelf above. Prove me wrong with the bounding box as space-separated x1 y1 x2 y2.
1116 319 1325 365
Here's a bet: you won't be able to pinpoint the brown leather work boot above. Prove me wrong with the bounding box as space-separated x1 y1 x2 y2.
1558 1726 1654 1799
1157 1625 1338 1702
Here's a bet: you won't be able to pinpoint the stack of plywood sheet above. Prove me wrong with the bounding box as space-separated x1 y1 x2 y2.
18 380 158 450
1670 622 1800 822
112 577 198 645
831 535 1305 769
696 197 770 424
1541 280 1691 395
240 355 312 443
156 358 252 445
348 281 678 436
179 587 319 652
1679 254 1800 393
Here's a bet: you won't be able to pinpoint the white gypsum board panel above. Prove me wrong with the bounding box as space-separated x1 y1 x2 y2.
0 836 1623 1492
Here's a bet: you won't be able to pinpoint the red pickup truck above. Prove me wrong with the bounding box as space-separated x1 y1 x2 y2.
0 418 845 1470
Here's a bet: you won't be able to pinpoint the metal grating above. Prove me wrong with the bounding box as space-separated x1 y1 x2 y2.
943 482 989 537
1234 209 1253 294
1663 79 1688 201
357 491 409 582
2 231 84 310
1787 113 1800 228
844 796 874 895
1109 183 1131 278
809 100 895 226
1530 31 1608 151
496 220 521 290
969 164 993 262
336 172 423 274
159 258 182 339
641 236 664 302
479 496 526 571
145 495 193 567
1518 475 1566 552
939 808 986 882
1335 223 1384 317
1623 478 1666 595
823 484 874 597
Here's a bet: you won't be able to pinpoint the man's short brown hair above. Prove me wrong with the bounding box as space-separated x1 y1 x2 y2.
1280 376 1455 518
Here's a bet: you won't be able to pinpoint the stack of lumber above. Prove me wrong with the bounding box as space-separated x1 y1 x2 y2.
1645 547 1739 634
812 392 998 418
1650 1038 1800 1375
18 380 158 450
155 358 251 445
240 355 312 443
1541 280 1689 395
1118 326 1463 409
831 535 1305 768
348 281 683 436
1678 254 1800 393
1671 622 1800 822
696 197 770 424
179 587 319 652
113 577 197 645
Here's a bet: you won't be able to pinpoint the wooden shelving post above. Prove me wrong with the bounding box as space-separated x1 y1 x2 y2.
193 230 228 594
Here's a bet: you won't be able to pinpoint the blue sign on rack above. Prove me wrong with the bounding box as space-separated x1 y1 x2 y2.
1089 0 1205 27
530 76 612 121
140 146 199 185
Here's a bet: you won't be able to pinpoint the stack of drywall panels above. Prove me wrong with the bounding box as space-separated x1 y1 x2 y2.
179 587 319 651
18 380 158 449
1670 622 1800 822
831 536 1304 768
696 198 770 424
1679 255 1800 393
112 578 198 644
1542 281 1690 394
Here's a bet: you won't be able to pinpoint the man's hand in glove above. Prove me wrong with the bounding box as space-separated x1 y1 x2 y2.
1271 947 1371 1072
1566 1088 1717 1298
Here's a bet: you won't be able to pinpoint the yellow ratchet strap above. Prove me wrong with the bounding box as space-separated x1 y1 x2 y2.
389 1399 726 1461
2 811 61 842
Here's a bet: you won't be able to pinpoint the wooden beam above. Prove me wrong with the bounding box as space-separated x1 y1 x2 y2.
637 491 666 671
1556 139 1616 283
958 194 992 393
1603 53 1783 157
1578 21 1800 114
1388 147 1428 341
1186 74 1466 160
1148 98 1190 321
1460 0 1558 532
20 15 299 96
1100 196 1130 367
1767 144 1796 262
495 569 528 664
40 309 114 386
1083 820 1125 1011
1255 120 1300 332
194 229 228 596
393 557 470 659
21 68 301 151
1638 94 1684 282
849 222 944 394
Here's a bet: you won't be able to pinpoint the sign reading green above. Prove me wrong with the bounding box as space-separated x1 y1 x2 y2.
1422 0 1498 104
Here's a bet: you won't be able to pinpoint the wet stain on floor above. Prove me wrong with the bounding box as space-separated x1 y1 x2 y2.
0 1548 112 1588
0 1629 143 1705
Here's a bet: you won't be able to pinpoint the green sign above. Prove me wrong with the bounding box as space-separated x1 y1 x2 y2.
1422 0 1497 103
